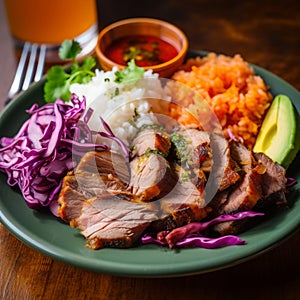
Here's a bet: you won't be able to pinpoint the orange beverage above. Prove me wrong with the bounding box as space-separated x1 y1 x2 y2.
4 0 98 60
4 0 98 44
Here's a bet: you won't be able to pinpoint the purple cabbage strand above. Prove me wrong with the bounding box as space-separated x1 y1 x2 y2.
141 211 264 249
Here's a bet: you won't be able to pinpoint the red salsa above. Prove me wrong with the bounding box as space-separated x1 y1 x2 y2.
105 35 179 67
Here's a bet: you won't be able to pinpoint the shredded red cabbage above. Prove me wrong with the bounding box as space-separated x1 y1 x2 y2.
0 94 108 215
98 117 130 162
141 211 264 249
226 128 244 144
286 177 297 187
142 232 246 249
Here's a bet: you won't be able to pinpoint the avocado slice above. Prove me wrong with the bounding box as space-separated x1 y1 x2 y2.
253 94 300 169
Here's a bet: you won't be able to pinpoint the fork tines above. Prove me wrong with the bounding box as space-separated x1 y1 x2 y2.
5 42 47 106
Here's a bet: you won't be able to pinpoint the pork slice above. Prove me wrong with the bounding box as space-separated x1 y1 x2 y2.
72 172 125 197
206 189 231 216
220 142 263 212
130 127 171 158
210 172 263 236
57 171 88 222
211 144 287 236
204 134 240 203
222 167 263 213
209 216 262 236
57 185 89 222
150 164 209 232
213 141 266 235
221 150 287 214
57 171 127 222
72 197 159 249
251 152 287 213
179 129 210 147
61 151 130 197
170 129 213 194
230 140 255 171
207 141 255 215
171 129 212 170
76 150 130 184
253 152 287 201
210 133 241 191
128 153 177 202
57 151 131 223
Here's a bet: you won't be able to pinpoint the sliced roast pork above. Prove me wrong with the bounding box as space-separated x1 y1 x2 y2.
253 152 287 209
76 150 130 183
170 129 212 170
58 149 160 249
171 130 240 197
208 142 263 234
57 150 130 222
128 153 177 202
170 129 210 194
150 164 210 232
58 183 90 222
208 141 261 214
130 126 171 158
57 126 288 249
72 197 159 249
58 171 127 222
208 133 241 192
210 143 287 236
128 125 177 202
221 142 264 213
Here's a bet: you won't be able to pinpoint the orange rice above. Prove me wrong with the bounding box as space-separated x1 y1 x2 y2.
171 53 273 149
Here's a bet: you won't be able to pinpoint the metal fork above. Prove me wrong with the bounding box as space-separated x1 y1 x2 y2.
5 42 47 106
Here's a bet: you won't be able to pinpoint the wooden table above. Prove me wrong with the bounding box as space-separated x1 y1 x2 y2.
1 0 300 299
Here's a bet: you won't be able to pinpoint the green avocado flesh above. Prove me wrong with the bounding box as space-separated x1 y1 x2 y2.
253 94 300 169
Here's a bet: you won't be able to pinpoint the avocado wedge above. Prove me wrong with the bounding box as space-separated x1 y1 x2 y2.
253 94 300 169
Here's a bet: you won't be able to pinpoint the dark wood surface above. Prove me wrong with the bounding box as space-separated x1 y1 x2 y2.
1 0 300 299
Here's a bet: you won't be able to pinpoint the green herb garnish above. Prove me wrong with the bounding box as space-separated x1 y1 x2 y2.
114 59 144 84
44 40 96 103
114 87 120 97
139 124 166 132
181 172 191 182
145 147 167 158
58 39 82 61
170 132 192 166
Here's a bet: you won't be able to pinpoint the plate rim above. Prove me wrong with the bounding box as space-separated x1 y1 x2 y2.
0 49 300 277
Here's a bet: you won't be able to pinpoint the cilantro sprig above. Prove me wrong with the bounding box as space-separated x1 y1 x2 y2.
44 40 96 103
114 59 144 84
44 40 145 103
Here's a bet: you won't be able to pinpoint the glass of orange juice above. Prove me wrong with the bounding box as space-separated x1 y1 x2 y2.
3 0 98 62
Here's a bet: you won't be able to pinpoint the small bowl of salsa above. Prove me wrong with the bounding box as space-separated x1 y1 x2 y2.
96 18 188 77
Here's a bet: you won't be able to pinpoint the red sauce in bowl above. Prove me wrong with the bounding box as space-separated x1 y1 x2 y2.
104 35 179 67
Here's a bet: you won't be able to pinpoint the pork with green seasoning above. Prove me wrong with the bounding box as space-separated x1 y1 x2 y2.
57 126 288 249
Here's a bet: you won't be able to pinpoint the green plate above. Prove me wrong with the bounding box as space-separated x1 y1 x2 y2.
0 50 299 277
